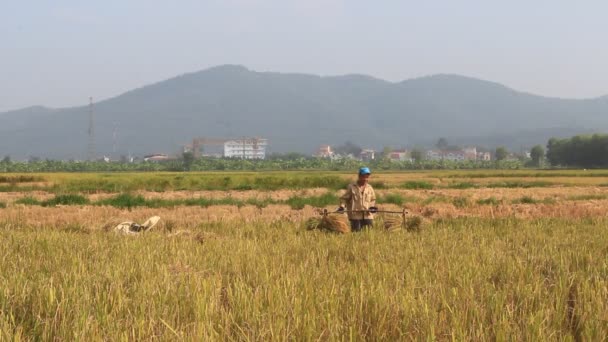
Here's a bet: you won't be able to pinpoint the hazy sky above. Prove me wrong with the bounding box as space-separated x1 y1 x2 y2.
1 0 607 112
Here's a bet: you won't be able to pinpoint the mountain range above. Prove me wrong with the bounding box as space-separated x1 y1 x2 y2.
1 65 607 159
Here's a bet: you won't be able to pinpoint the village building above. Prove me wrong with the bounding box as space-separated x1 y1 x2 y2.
360 149 376 161
315 145 334 158
388 150 410 161
224 138 268 159
477 151 492 161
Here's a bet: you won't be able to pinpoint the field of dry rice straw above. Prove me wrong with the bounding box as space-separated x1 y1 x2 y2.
0 170 607 340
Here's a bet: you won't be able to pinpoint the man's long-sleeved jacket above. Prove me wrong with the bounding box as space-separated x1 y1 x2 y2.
339 183 376 220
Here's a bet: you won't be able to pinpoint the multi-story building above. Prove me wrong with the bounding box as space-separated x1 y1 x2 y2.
463 147 478 160
224 138 268 159
426 149 466 161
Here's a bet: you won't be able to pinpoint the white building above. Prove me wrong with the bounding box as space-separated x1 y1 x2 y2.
224 138 268 159
315 145 334 158
426 149 466 161
463 147 477 160
360 149 376 161
477 152 492 161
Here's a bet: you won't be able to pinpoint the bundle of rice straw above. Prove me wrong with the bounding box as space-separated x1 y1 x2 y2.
305 215 350 234
382 216 403 232
382 215 424 233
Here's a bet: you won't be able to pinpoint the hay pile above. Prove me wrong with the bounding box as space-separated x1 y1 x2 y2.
382 215 424 233
305 215 350 234
382 216 404 232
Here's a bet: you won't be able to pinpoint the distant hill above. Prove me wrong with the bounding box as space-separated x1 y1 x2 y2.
1 65 607 159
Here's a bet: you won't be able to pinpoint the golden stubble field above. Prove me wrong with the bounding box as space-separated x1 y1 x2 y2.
0 171 607 340
2 185 608 229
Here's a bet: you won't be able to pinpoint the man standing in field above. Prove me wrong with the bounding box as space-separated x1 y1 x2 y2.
338 167 378 232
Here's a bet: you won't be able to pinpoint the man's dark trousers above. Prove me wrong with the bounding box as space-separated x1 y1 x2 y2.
350 219 373 232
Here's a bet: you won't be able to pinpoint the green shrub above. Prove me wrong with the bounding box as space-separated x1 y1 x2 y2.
370 181 388 189
448 182 478 189
43 194 89 206
513 196 537 204
378 193 405 206
487 181 554 189
0 185 16 192
476 197 502 206
245 198 277 208
183 197 248 208
0 175 44 183
541 197 557 205
422 196 450 205
97 193 147 209
233 184 254 191
400 181 434 190
511 196 557 205
566 194 608 201
15 196 41 206
285 193 339 210
0 201 6 208
452 197 470 208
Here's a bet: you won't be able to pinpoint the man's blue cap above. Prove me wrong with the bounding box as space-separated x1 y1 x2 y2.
359 167 371 175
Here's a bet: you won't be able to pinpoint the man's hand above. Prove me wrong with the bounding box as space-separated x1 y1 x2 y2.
369 206 378 213
337 206 345 213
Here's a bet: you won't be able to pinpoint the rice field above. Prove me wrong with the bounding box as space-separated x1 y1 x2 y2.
1 170 607 340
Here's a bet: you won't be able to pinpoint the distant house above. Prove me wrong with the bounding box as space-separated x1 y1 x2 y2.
360 149 376 161
463 147 477 160
427 147 488 161
426 149 466 161
442 150 466 161
389 150 409 161
315 145 334 158
477 152 492 161
426 150 442 161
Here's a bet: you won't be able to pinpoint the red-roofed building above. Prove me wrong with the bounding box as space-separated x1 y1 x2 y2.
389 150 410 161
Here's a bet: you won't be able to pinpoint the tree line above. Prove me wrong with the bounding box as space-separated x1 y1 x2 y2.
546 134 608 168
0 156 523 173
2 132 605 172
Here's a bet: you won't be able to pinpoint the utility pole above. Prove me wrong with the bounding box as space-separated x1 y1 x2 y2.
87 97 96 161
112 122 118 156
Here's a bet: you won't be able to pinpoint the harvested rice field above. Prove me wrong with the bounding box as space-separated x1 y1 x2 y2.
1 170 607 340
